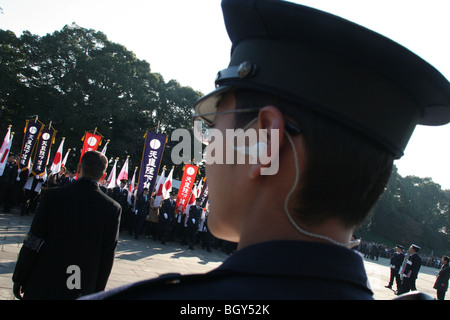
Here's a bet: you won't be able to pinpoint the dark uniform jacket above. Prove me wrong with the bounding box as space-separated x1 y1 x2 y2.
434 264 450 292
110 186 129 211
13 178 122 299
160 198 175 224
404 252 422 280
135 193 150 216
81 240 373 300
390 251 405 270
187 205 202 231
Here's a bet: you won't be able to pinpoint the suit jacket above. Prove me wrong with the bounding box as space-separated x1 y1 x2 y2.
404 253 422 279
110 186 129 209
135 194 150 216
160 199 175 224
13 178 122 299
390 252 405 270
434 264 450 292
187 205 202 230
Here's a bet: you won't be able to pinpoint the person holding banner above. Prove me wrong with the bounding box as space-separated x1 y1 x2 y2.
83 0 449 300
13 151 121 299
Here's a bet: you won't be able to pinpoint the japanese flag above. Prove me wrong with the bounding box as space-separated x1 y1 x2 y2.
162 167 174 200
50 138 65 175
116 156 129 186
0 130 13 176
128 166 137 205
106 158 118 189
153 167 166 207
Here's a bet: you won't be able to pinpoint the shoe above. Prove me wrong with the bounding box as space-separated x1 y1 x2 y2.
385 285 392 289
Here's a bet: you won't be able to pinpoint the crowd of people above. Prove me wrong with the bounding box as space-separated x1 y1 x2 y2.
0 153 237 256
354 240 450 299
105 178 237 255
357 239 447 270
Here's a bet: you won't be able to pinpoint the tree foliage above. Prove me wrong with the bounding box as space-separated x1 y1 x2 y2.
0 24 202 177
359 166 450 255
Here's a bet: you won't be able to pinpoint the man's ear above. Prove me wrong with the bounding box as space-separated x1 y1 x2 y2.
100 172 107 181
248 105 285 179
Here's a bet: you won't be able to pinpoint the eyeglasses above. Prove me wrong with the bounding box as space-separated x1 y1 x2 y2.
192 108 302 145
192 108 261 145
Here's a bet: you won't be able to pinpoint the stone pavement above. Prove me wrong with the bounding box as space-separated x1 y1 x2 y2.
0 210 445 300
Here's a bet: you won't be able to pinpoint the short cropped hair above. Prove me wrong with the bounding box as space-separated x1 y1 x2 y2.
233 89 394 229
80 151 108 181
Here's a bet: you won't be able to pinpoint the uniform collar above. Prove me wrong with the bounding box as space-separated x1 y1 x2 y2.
217 240 371 293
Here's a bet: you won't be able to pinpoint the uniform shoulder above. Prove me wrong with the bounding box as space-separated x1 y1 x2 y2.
80 271 228 300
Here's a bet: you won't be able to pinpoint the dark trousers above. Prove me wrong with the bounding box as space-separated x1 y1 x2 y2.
187 227 197 248
388 268 401 290
437 290 446 300
158 221 170 243
398 277 417 295
132 214 147 238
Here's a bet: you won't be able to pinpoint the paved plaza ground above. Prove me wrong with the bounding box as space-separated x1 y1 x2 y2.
0 210 446 300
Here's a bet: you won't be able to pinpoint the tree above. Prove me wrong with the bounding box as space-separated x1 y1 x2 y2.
0 24 202 174
360 165 450 255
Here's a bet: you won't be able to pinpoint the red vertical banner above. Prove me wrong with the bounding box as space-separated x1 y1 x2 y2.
175 164 198 214
79 131 103 163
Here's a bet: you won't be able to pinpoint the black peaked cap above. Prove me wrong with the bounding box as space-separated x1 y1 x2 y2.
194 0 450 159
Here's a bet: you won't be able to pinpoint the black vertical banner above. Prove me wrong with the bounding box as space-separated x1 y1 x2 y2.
31 125 56 177
18 119 44 172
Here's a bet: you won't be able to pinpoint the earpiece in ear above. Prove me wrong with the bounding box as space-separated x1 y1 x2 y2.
233 141 268 162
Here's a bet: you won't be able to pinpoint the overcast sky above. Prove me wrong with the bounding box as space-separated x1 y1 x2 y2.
1 0 449 189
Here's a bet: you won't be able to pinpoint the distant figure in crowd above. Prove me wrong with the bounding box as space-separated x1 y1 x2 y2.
132 188 150 239
111 179 130 232
0 154 18 213
434 256 450 300
397 244 422 295
12 151 121 299
385 245 404 292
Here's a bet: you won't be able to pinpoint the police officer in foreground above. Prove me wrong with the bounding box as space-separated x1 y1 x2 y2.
83 0 450 299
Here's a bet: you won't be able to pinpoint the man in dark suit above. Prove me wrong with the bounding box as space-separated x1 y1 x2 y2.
397 244 422 295
385 245 404 291
159 192 176 245
111 180 130 233
132 188 150 239
186 199 202 250
12 151 121 299
0 154 18 213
